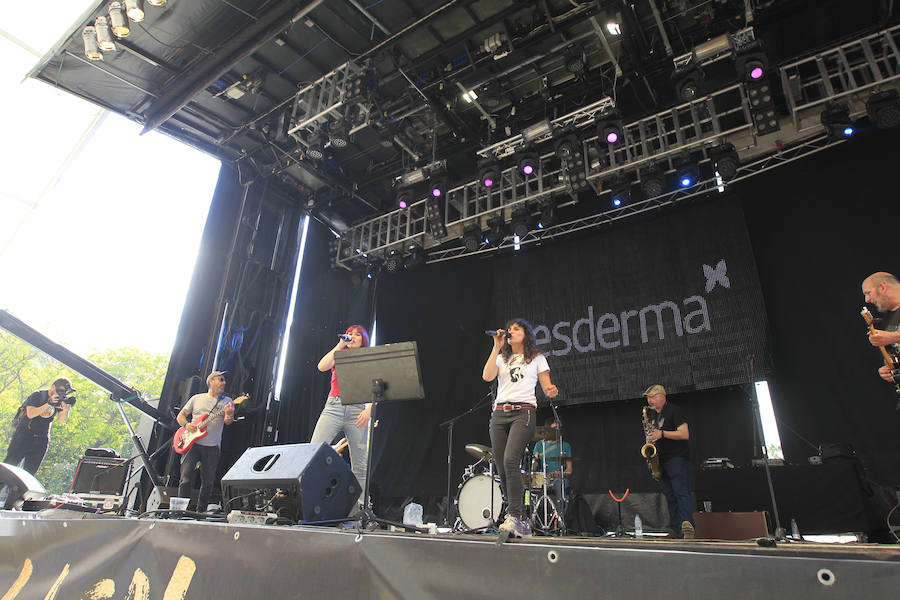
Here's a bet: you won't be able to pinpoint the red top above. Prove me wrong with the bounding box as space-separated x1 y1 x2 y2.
329 367 340 397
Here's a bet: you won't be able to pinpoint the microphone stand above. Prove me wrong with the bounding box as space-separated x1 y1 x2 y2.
746 355 784 539
437 392 493 528
548 399 567 533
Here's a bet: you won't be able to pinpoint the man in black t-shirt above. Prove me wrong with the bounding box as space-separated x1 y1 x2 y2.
643 384 695 539
4 378 74 474
862 272 900 383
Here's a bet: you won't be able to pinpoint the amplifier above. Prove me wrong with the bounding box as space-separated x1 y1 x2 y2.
70 456 129 495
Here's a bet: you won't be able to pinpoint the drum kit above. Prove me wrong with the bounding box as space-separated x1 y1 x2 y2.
454 426 567 534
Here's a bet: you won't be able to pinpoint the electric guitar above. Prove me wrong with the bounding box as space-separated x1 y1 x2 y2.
173 395 248 454
860 307 900 408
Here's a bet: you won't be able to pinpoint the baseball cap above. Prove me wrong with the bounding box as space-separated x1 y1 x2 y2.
207 370 227 385
642 384 666 397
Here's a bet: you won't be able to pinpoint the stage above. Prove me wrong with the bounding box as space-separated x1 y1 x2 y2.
1 511 897 599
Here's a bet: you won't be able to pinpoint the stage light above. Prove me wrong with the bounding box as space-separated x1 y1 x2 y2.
519 153 539 177
385 250 402 274
538 197 557 229
425 196 447 239
606 21 621 36
305 135 324 160
479 163 498 188
430 178 447 198
461 89 478 103
564 46 586 75
399 168 426 187
674 66 703 102
125 0 145 22
108 2 130 37
747 79 780 135
404 244 425 268
676 162 699 188
711 143 740 181
610 181 631 208
595 110 623 146
521 119 552 144
147 0 166 6
82 27 103 60
396 190 411 209
639 166 665 198
94 16 115 51
555 135 587 191
463 224 483 252
735 50 768 82
866 90 900 129
365 260 382 279
329 122 349 148
821 102 855 140
486 216 506 247
510 208 530 239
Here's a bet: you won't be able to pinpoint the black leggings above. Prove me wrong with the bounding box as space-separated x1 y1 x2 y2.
489 408 535 519
4 433 49 474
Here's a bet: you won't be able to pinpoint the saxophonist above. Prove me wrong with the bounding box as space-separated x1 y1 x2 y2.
643 384 695 539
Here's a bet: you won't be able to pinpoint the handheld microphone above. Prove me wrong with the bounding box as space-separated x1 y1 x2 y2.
485 329 511 339
338 334 351 342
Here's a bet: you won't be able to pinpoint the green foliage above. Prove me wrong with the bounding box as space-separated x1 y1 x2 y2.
0 331 169 494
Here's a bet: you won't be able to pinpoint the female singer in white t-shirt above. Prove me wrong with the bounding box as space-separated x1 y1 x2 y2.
482 319 558 537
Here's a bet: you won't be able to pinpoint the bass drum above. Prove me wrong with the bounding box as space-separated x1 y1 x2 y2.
456 474 502 529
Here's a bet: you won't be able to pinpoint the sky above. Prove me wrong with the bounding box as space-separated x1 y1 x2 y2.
0 2 221 356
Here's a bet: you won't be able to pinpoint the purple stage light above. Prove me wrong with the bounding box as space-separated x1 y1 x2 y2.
399 200 408 209
522 164 534 176
432 188 442 197
750 66 764 80
606 131 619 144
483 178 493 187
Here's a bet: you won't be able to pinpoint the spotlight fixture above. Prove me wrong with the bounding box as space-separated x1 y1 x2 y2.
639 166 666 198
478 162 498 188
365 259 382 280
396 190 411 210
519 152 539 177
821 102 854 139
711 143 740 181
429 178 447 198
461 89 478 103
147 0 166 6
82 26 102 60
462 224 483 252
485 216 506 247
866 90 900 129
125 0 145 23
673 66 703 102
305 134 324 160
384 250 402 274
538 197 557 229
564 46 586 75
555 135 587 191
404 244 425 268
328 122 349 148
609 180 631 207
108 2 130 37
595 110 624 146
94 16 116 51
510 208 530 239
735 47 768 81
747 79 780 135
399 168 426 187
676 162 699 188
521 119 553 144
425 196 447 239
606 21 622 36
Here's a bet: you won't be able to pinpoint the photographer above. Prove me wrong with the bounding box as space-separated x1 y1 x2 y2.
3 377 75 474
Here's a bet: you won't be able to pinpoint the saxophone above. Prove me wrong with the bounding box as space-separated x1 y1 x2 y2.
641 407 662 480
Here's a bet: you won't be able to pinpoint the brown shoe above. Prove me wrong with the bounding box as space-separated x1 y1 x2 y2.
681 521 695 539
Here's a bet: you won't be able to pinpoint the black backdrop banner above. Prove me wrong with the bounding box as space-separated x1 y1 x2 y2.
492 198 770 404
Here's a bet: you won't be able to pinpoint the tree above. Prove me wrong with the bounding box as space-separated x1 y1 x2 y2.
0 331 169 494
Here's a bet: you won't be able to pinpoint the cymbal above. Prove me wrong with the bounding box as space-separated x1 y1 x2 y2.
465 443 492 462
532 426 555 441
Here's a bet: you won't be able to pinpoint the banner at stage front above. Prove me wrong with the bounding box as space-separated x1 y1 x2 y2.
492 198 770 404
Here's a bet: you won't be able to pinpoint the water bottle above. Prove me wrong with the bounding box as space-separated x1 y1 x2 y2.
403 502 423 526
634 513 643 538
790 518 801 540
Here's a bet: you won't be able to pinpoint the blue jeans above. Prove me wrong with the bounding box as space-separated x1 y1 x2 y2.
310 396 368 503
658 456 695 536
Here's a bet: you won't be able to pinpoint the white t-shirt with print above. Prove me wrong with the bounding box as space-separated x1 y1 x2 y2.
494 353 550 407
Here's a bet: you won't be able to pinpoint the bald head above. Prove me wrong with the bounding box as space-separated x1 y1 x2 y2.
862 272 900 312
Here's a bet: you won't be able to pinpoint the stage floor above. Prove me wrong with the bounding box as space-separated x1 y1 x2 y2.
1 510 898 599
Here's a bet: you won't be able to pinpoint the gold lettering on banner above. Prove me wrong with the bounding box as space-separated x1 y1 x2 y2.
124 569 149 600
162 556 196 600
44 564 69 600
1 559 33 600
82 579 115 599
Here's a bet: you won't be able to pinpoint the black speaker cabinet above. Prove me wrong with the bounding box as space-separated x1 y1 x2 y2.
0 462 45 509
70 456 129 495
221 443 360 523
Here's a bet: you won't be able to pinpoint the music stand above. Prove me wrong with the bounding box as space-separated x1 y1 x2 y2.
334 341 425 530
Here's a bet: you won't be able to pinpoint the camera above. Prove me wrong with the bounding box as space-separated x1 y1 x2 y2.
56 388 76 406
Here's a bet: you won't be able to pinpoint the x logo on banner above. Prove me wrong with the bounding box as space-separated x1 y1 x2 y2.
703 259 730 292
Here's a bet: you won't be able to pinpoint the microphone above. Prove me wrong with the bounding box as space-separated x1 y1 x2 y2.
485 329 511 339
338 334 351 342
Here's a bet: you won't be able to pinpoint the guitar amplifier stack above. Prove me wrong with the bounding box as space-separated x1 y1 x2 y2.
70 455 129 496
221 443 360 523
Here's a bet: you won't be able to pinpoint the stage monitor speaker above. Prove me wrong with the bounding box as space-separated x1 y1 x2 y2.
693 511 770 540
0 462 46 509
221 443 359 523
70 456 129 495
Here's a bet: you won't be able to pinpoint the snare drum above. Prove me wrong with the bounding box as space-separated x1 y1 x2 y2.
530 472 546 488
456 474 502 529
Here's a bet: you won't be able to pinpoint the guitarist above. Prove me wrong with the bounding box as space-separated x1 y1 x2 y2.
176 370 234 511
862 272 900 382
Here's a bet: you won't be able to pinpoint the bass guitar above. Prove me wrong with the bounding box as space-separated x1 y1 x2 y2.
860 307 900 409
173 395 248 454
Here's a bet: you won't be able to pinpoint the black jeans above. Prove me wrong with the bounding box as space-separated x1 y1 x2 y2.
489 408 535 519
178 444 220 511
4 432 49 474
